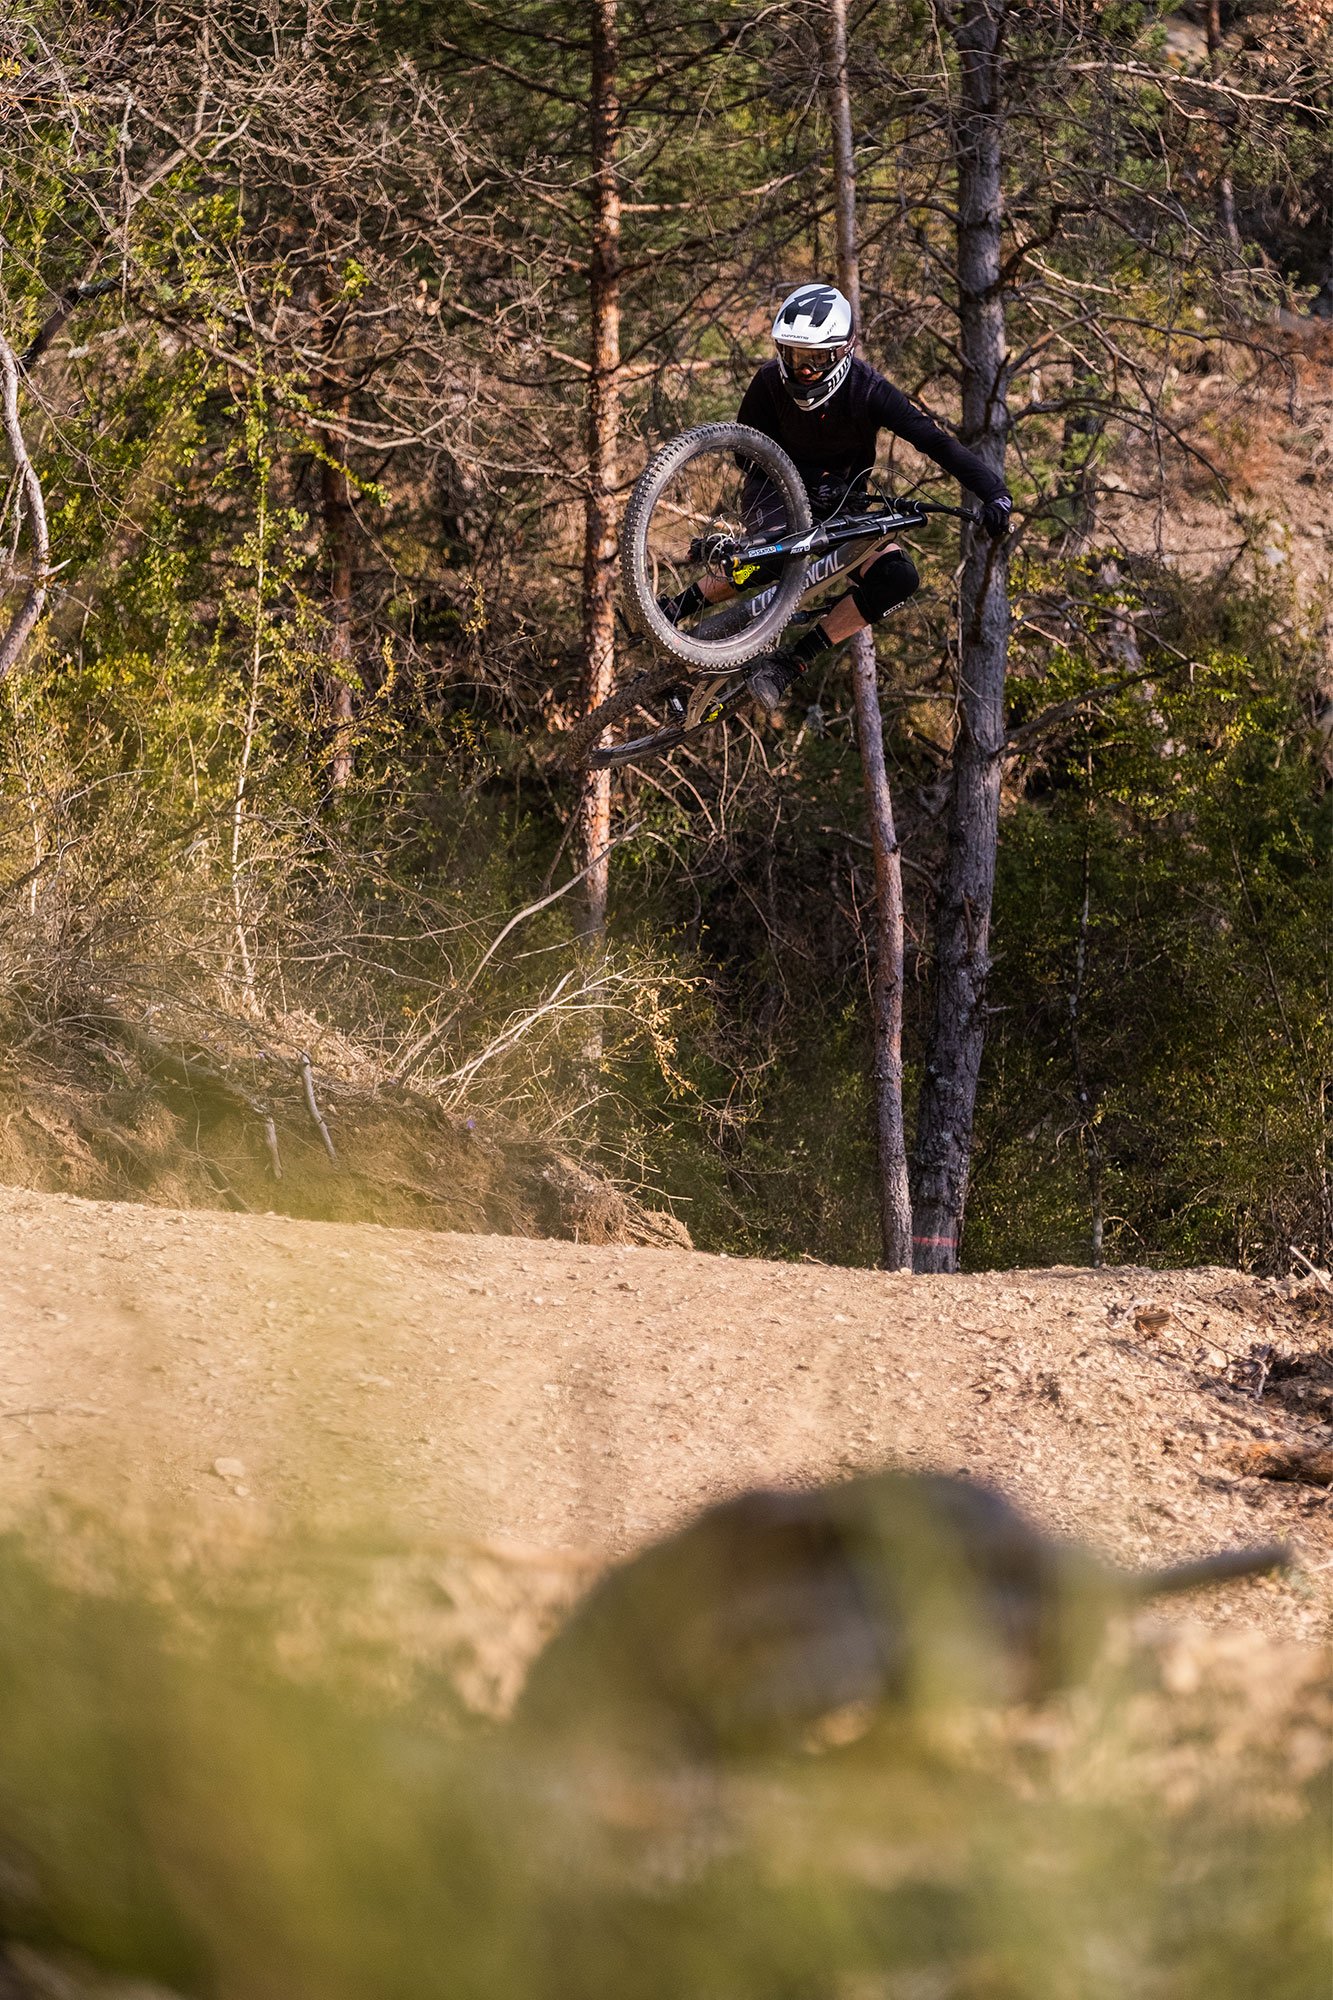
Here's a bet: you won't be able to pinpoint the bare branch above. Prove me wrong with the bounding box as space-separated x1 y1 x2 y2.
19 278 119 374
0 332 50 684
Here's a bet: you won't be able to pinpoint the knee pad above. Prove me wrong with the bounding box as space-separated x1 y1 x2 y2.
850 549 919 623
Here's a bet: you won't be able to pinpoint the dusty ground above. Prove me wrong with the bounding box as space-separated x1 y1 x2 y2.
0 1180 1327 2000
2 1183 1330 1714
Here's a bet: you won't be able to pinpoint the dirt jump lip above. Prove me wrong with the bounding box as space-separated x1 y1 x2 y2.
0 1183 1323 1659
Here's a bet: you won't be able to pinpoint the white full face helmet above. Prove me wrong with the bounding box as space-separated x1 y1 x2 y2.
771 284 855 409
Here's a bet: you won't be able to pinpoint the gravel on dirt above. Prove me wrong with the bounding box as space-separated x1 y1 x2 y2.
1 1184 1329 1645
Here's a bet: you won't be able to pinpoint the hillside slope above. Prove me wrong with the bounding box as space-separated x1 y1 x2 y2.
0 999 689 1249
2 1184 1329 1715
1103 322 1333 709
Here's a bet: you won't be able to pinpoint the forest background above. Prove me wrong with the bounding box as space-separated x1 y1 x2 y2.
1 0 1330 1275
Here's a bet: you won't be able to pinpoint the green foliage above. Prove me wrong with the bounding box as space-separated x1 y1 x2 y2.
969 572 1331 1271
0 0 1327 1272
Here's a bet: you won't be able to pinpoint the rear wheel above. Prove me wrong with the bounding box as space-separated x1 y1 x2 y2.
563 660 752 772
619 424 811 668
562 660 686 770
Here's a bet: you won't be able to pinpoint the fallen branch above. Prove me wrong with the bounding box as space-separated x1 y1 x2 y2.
96 1002 261 1109
1235 1440 1333 1488
300 1051 339 1167
0 330 51 684
0 1403 104 1422
1288 1245 1333 1294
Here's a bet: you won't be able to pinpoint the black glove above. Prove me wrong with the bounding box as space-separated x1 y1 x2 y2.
978 493 1013 540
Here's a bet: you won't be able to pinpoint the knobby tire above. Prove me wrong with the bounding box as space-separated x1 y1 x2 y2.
562 659 685 769
619 423 812 668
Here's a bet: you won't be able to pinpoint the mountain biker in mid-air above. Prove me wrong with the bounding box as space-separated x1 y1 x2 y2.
659 282 1013 714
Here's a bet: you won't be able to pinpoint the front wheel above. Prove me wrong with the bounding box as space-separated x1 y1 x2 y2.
619 423 812 668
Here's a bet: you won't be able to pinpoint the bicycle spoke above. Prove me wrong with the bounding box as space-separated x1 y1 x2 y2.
640 439 794 625
619 424 811 670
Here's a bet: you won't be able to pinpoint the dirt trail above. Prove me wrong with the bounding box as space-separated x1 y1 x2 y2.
3 1182 1330 1653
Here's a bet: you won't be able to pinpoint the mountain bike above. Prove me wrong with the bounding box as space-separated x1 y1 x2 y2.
564 422 977 771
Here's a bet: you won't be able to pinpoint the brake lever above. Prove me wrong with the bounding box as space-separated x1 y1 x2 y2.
868 491 983 528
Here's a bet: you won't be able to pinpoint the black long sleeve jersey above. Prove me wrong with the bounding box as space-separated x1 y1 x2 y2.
736 357 1007 518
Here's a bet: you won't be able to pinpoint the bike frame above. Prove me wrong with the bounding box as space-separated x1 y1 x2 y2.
737 527 888 631
711 495 974 640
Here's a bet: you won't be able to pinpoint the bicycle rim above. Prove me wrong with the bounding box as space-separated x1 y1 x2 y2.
621 424 811 669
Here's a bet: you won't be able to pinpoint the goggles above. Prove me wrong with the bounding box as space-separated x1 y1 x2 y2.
777 340 848 380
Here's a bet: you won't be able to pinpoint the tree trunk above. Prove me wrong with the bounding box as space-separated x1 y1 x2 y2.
826 0 860 322
321 436 355 793
1069 784 1104 1268
1204 0 1242 254
912 0 1012 1274
852 664 915 1264
826 0 913 1270
578 0 622 963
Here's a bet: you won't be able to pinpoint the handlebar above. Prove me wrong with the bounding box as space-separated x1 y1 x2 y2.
866 491 980 526
917 500 981 525
710 494 984 572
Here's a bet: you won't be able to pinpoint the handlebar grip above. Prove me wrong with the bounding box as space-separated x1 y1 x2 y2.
918 501 980 524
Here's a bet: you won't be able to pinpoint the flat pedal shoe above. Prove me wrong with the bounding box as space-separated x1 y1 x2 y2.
746 653 799 712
